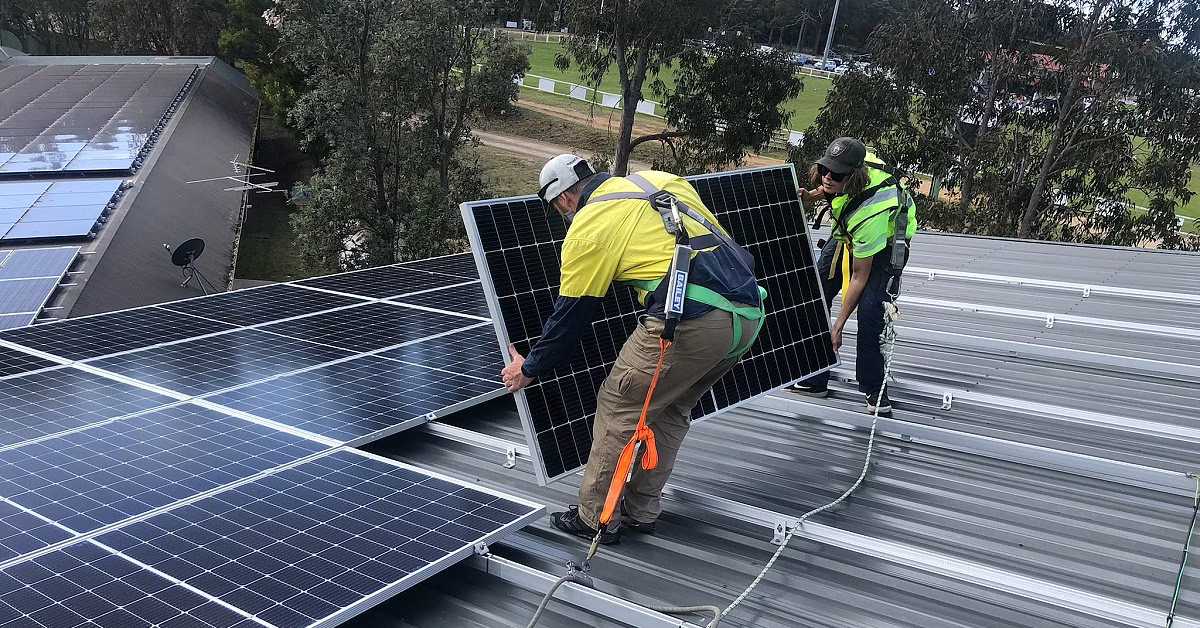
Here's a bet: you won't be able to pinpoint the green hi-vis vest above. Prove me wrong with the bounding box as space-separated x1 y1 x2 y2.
831 166 918 259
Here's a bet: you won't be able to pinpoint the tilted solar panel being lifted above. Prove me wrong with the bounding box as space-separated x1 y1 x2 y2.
462 164 836 483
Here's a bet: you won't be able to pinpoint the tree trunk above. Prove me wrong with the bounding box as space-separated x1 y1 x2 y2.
1018 81 1075 239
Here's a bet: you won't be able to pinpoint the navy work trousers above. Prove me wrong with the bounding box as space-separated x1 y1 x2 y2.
802 237 897 395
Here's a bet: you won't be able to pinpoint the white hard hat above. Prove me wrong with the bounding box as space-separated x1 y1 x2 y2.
538 154 595 204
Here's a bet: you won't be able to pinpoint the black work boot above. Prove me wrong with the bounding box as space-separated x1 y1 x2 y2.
865 389 892 416
790 381 829 397
551 506 621 545
620 502 656 535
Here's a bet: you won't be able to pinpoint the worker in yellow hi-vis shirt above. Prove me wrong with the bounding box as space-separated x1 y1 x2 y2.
501 155 765 545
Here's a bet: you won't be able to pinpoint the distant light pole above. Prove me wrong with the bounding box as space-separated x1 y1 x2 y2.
822 0 842 67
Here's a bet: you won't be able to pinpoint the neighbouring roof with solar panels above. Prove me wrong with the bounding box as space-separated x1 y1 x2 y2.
0 54 258 326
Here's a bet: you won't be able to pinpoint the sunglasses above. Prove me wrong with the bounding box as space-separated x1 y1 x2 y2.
817 164 851 182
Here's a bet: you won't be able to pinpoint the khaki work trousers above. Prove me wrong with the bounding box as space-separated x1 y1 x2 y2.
577 307 758 528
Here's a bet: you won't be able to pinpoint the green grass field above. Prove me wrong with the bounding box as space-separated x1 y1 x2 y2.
523 41 832 131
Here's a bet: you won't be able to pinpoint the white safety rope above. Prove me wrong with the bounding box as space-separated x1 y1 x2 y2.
721 298 901 619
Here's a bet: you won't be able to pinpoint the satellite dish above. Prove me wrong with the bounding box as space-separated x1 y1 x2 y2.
171 238 205 267
163 238 219 294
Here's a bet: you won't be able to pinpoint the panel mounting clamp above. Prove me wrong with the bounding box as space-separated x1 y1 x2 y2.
1045 314 1055 329
942 392 954 410
504 447 517 469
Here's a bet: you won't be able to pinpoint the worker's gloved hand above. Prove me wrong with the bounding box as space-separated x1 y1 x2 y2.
501 344 534 393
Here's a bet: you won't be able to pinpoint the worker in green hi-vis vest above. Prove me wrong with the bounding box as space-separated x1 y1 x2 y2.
791 137 918 416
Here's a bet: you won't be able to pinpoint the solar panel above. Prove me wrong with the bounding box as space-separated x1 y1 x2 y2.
0 345 57 378
0 540 254 628
0 314 34 331
0 63 196 174
96 449 542 628
259 302 482 354
387 282 491 318
0 247 78 281
0 278 59 315
0 367 174 448
0 307 238 362
206 357 502 444
462 165 836 482
0 500 73 564
87 329 354 397
294 265 471 299
399 252 480 279
0 179 121 242
157 284 370 328
0 404 327 535
380 325 505 383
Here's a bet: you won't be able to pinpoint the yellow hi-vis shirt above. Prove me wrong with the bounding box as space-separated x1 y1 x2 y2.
559 171 728 300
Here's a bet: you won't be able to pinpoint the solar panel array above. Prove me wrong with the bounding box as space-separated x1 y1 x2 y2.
0 254 542 627
0 63 197 174
462 165 836 483
0 246 78 330
0 179 124 242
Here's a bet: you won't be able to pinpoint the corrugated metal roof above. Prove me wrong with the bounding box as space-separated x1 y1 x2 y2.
356 230 1198 626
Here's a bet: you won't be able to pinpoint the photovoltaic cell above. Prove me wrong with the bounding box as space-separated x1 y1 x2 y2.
0 346 57 378
259 302 481 354
207 357 501 443
387 282 491 318
0 307 237 362
0 367 174 449
97 449 542 628
0 540 255 628
157 284 369 328
0 500 73 564
0 404 327 534
87 329 354 397
380 325 504 383
293 265 469 299
399 252 479 279
462 165 835 482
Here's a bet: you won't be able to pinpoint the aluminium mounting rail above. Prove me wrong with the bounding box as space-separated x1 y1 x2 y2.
906 265 1200 306
840 320 1200 382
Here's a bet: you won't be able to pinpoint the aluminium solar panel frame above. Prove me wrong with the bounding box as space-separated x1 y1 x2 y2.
462 164 838 485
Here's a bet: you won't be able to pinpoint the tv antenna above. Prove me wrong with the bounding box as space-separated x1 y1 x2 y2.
163 238 220 295
184 153 284 194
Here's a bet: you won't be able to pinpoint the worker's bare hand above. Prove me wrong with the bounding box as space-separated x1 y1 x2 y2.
501 344 534 393
831 325 843 353
801 188 824 205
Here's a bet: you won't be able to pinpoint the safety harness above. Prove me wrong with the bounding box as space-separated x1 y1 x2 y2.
809 168 912 299
585 173 767 531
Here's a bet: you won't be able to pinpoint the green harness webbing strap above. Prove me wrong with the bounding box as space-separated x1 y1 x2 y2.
626 278 768 359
